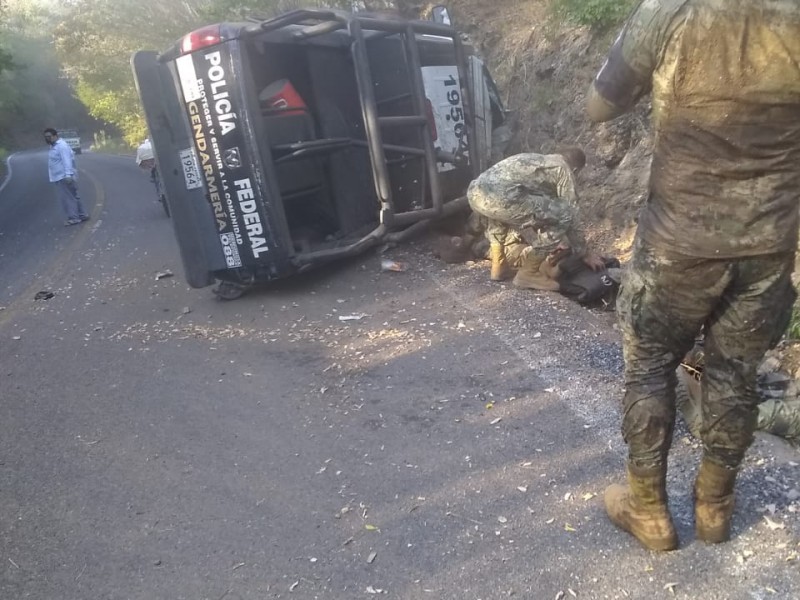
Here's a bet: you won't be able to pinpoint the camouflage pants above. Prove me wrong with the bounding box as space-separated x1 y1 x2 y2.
466 212 538 267
466 212 525 249
618 236 796 469
467 189 569 254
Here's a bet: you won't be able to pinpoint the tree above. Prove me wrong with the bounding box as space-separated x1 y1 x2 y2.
53 0 209 144
0 0 95 150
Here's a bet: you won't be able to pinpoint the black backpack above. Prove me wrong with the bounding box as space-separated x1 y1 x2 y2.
556 254 620 306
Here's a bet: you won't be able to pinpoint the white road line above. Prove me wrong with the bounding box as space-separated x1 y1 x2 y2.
0 153 17 195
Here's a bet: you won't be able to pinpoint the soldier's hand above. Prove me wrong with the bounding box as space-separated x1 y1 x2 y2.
582 252 606 272
63 176 74 185
547 244 572 265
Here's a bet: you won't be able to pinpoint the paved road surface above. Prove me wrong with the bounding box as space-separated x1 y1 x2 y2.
0 151 798 599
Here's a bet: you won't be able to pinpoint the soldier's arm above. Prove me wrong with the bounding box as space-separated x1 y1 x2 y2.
587 0 689 122
554 160 579 207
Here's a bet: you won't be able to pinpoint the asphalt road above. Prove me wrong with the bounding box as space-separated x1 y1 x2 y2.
1 151 798 600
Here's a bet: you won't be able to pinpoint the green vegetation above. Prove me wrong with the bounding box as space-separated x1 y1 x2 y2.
552 0 636 29
0 147 9 180
0 0 98 151
787 305 800 341
89 130 133 155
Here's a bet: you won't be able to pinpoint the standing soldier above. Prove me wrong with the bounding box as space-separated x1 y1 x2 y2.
588 0 800 550
466 149 604 290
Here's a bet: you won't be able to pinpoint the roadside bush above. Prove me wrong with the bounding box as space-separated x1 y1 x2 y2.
0 147 8 181
787 305 800 341
552 0 636 29
90 130 133 155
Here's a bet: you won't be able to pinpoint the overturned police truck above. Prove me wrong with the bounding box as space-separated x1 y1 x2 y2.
132 8 507 298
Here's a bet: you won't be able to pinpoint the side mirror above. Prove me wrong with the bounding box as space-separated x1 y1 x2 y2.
431 5 451 25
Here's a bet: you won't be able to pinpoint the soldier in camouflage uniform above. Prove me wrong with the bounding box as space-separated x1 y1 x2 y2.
587 0 800 550
466 149 604 290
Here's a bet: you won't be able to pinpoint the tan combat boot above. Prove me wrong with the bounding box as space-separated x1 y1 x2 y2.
694 457 737 543
604 463 678 551
489 243 513 281
512 247 560 291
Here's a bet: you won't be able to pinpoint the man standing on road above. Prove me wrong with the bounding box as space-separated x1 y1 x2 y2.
135 137 154 170
466 148 604 290
587 0 800 550
136 137 160 193
44 127 89 226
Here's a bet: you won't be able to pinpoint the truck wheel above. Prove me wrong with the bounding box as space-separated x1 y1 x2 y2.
213 280 245 301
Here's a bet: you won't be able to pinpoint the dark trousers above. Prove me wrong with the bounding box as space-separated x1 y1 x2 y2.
55 178 87 221
618 236 796 469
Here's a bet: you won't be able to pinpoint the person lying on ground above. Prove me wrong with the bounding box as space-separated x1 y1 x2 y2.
678 345 800 448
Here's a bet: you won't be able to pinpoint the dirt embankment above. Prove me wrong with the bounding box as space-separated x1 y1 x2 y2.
401 0 652 259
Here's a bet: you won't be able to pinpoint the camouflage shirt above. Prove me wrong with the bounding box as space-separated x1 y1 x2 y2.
466 153 586 253
590 0 800 258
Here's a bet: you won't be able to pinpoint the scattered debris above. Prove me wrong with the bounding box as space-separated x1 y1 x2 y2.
367 551 377 564
380 259 407 272
764 516 786 530
34 290 54 300
490 417 502 425
366 586 387 594
339 314 369 322
155 270 174 280
498 516 508 524
11 336 21 341
289 581 299 592
664 582 679 595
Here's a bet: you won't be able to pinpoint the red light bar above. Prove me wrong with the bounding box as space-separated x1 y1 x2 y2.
180 25 222 54
425 98 438 142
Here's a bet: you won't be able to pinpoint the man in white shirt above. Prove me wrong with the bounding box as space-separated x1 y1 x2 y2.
135 138 155 169
44 128 89 226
